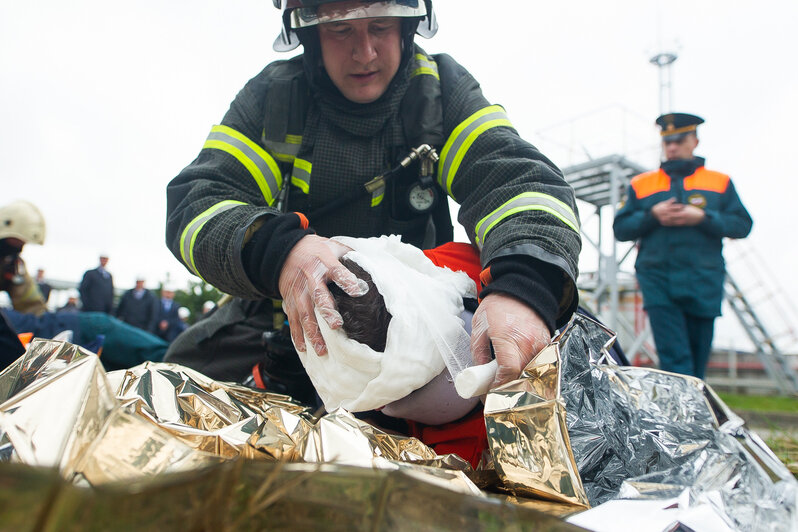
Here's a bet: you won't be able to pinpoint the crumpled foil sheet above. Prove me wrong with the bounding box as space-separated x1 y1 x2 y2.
0 341 480 498
485 313 798 530
112 362 314 461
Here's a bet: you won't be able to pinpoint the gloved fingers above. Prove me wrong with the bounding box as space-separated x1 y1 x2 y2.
282 299 306 353
490 336 526 387
311 283 343 330
287 291 328 356
472 293 552 388
470 307 493 366
327 262 369 297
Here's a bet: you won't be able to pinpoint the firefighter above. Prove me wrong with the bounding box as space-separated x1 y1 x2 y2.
0 200 48 367
165 0 582 393
613 113 753 378
0 200 48 317
0 200 169 371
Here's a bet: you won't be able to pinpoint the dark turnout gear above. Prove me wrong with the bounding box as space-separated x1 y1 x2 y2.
166 47 581 328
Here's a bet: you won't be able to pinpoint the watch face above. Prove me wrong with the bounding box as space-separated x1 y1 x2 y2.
407 184 437 213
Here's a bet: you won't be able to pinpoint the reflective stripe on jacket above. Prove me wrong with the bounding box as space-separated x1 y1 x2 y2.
166 47 581 320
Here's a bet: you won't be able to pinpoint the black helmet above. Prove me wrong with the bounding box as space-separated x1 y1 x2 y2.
272 0 437 52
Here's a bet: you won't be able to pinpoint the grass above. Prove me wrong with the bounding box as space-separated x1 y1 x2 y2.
765 433 798 476
716 393 798 476
717 392 798 413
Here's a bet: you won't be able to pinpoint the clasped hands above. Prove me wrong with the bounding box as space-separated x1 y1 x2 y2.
651 198 706 226
278 235 551 388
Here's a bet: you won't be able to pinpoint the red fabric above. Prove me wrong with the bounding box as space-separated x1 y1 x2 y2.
251 362 267 390
412 242 488 468
407 408 488 469
422 242 481 290
295 212 310 230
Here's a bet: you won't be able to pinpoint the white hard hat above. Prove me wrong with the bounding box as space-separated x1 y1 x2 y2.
0 200 46 245
178 307 190 320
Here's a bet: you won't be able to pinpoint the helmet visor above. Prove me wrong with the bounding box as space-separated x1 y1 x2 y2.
290 0 426 28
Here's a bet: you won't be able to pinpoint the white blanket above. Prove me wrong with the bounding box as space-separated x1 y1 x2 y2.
297 235 476 413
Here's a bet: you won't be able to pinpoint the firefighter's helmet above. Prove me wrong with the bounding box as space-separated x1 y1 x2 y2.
0 200 46 245
273 0 437 52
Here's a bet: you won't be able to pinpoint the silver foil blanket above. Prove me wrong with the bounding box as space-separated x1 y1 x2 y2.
558 314 796 528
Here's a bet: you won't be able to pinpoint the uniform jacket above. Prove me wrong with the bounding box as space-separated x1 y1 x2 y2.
116 289 159 333
79 267 114 313
6 258 48 316
155 299 183 342
613 157 752 317
166 46 582 327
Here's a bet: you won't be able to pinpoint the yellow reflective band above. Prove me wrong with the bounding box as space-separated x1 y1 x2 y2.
272 135 303 163
204 125 282 205
291 158 312 194
273 152 295 164
370 180 385 207
291 176 309 194
474 192 579 248
438 105 512 200
411 53 439 79
179 200 246 279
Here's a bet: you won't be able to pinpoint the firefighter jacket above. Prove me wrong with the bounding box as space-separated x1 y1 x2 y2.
613 157 752 317
3 257 47 317
166 46 582 328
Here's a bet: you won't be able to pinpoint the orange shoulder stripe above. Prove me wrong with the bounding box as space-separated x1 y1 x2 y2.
630 170 671 199
684 168 730 194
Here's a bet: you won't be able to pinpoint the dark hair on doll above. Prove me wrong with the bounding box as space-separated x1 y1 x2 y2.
328 258 392 352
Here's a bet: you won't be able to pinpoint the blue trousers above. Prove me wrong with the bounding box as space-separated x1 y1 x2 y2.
646 305 715 379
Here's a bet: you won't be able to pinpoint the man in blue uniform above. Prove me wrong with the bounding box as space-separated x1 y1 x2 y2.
613 113 753 378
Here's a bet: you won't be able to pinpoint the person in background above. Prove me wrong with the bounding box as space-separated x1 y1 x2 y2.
58 289 81 313
115 275 159 333
0 201 167 371
79 253 114 313
35 268 52 303
164 0 581 389
613 113 752 378
0 200 48 367
156 287 183 342
177 306 191 333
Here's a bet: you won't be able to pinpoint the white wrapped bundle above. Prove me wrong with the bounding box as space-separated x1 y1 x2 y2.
297 235 477 415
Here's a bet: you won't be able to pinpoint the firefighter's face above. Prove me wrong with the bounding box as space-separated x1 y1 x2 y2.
663 133 699 161
318 16 402 104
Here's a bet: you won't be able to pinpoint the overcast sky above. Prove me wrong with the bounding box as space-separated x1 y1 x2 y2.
2 1 797 351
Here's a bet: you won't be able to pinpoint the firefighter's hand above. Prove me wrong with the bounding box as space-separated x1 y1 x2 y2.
278 235 368 356
470 293 551 388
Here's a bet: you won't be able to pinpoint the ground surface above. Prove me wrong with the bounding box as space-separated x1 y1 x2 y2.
718 392 798 476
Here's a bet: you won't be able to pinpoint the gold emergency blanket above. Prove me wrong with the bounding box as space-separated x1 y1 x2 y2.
483 327 590 507
0 338 582 530
0 339 478 495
